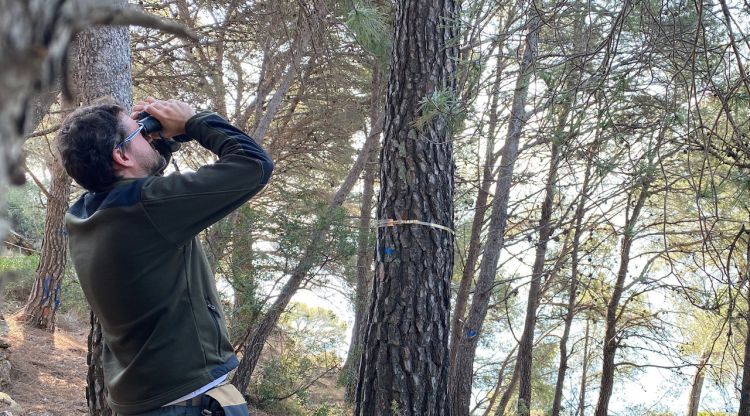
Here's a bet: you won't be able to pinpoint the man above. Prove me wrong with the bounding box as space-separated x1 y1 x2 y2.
59 97 273 415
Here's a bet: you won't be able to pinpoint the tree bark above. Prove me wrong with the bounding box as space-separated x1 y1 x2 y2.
341 62 385 402
449 8 542 415
687 349 709 416
494 365 520 416
354 1 458 414
577 320 590 416
594 181 651 416
75 6 134 414
23 155 70 330
739 234 750 416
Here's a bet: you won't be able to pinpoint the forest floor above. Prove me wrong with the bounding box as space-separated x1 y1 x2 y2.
0 307 88 415
0 302 345 416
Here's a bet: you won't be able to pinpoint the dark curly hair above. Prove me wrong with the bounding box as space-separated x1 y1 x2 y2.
57 98 128 192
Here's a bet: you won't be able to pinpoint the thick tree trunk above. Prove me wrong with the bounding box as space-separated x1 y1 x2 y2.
76 7 133 415
232 114 384 394
23 156 70 330
354 1 458 414
449 9 542 415
341 63 384 402
594 182 650 416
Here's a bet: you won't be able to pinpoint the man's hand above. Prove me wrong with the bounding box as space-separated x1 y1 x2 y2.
131 97 196 139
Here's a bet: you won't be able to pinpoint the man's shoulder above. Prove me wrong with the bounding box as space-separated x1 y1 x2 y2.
68 179 149 219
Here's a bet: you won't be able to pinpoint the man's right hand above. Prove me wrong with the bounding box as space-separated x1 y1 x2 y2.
131 97 196 139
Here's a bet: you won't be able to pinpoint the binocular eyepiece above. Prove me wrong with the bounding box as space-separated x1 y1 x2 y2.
137 111 163 135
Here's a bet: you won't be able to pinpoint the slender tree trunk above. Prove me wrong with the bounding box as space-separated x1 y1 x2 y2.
494 365 520 416
482 346 517 416
23 155 70 330
449 45 505 365
739 234 750 416
76 6 133 414
516 119 565 416
341 62 384 402
687 349 709 416
551 146 596 416
594 182 650 416
577 320 590 416
449 8 542 415
232 114 384 393
449 6 519 363
354 1 459 414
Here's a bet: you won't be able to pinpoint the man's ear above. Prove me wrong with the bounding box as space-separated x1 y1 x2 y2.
112 147 135 170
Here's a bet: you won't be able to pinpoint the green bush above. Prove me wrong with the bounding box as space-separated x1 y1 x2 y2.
0 255 39 302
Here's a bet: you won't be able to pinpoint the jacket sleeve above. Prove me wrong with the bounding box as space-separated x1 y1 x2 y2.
140 111 274 246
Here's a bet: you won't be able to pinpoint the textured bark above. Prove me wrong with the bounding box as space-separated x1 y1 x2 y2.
354 1 458 414
232 114 384 394
594 181 650 416
87 310 111 416
76 8 134 415
449 9 542 415
687 350 709 416
341 63 385 402
23 156 70 330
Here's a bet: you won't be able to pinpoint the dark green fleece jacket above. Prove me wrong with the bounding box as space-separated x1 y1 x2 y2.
66 112 273 414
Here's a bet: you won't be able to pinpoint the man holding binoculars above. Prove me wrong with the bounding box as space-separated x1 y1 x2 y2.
58 97 273 415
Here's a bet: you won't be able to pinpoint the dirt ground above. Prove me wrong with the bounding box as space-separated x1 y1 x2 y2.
1 310 89 415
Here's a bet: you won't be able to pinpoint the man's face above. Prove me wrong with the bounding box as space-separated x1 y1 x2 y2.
118 113 166 176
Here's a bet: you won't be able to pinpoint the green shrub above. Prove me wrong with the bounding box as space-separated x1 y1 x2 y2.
0 255 39 302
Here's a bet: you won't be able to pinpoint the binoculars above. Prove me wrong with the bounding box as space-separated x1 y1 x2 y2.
136 111 163 135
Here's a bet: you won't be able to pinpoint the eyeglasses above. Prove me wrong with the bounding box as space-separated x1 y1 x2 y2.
115 125 143 150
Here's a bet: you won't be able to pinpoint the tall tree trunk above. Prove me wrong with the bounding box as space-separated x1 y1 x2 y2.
449 7 542 415
515 116 565 416
354 1 459 414
482 346 517 416
232 114 384 393
494 365 520 416
76 7 134 415
739 234 750 416
551 145 596 416
687 349 709 416
449 42 505 365
594 181 650 416
23 155 70 330
577 320 590 416
341 62 385 402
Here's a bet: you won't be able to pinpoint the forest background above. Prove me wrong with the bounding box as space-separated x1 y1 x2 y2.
2 0 750 415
